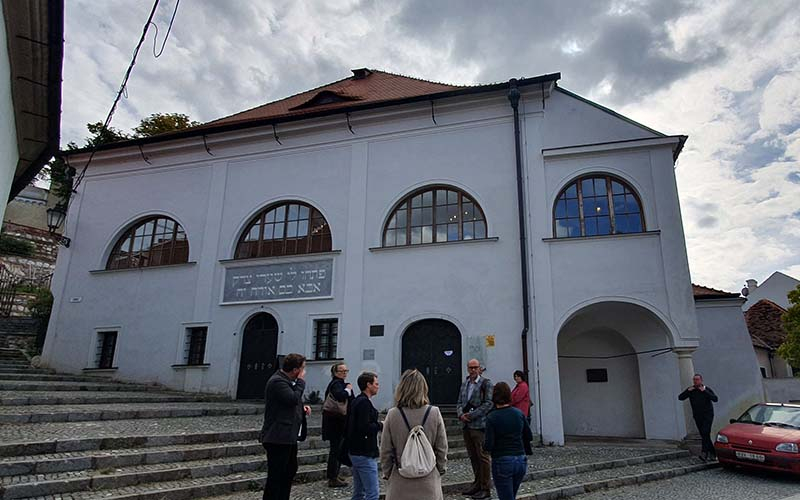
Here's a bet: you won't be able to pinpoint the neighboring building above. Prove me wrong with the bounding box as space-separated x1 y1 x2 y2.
742 271 799 312
691 284 764 429
745 299 794 379
44 68 755 445
1 0 64 226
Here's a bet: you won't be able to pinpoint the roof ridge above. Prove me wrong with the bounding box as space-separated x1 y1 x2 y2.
692 283 738 296
369 69 467 88
749 298 788 312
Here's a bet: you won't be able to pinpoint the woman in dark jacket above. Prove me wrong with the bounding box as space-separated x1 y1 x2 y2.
322 362 353 487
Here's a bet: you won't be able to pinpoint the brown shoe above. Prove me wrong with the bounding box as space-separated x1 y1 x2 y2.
328 478 348 488
462 484 480 496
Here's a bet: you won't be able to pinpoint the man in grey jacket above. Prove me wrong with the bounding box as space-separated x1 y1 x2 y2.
260 353 311 500
456 358 494 499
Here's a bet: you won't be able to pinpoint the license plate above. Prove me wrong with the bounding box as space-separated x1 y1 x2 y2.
735 451 766 462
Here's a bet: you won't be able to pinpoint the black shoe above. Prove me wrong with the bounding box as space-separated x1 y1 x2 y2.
470 491 491 499
462 485 480 496
699 452 708 462
328 478 348 488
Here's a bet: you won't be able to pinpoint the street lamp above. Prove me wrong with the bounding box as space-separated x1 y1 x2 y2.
46 203 71 248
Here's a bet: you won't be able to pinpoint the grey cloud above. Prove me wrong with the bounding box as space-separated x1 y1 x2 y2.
696 216 718 228
788 172 800 184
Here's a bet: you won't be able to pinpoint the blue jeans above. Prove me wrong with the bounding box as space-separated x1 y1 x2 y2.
491 455 527 500
350 454 379 500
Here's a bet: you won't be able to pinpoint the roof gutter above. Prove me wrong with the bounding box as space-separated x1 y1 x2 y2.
65 72 561 157
8 0 64 200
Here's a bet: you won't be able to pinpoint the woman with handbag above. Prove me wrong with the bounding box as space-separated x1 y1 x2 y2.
379 369 448 500
322 362 354 488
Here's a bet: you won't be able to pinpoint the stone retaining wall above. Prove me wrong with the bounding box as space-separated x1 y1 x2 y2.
0 333 36 352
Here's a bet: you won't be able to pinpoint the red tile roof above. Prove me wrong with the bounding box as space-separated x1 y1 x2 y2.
692 284 740 300
205 69 462 127
745 299 788 350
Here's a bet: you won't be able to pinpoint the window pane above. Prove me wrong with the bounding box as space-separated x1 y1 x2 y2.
555 200 566 218
597 216 611 235
436 225 447 242
556 221 569 238
566 218 580 237
411 227 422 244
411 208 422 226
565 183 577 198
411 195 422 208
435 205 448 224
616 214 627 233
288 204 299 221
581 178 594 196
447 204 459 222
422 190 433 206
448 223 459 241
475 220 486 239
422 207 433 225
567 199 579 217
286 221 298 238
422 225 433 243
595 196 609 215
396 209 407 228
263 224 274 240
299 205 310 219
463 202 474 221
273 222 284 239
387 215 396 229
626 214 642 232
614 194 626 214
626 195 640 213
612 181 624 195
274 205 285 222
265 209 276 223
594 178 606 194
463 222 474 240
436 190 447 205
585 217 598 236
298 220 308 237
447 190 458 204
384 229 395 246
396 230 407 245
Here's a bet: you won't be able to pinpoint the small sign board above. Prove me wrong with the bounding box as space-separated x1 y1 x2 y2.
485 335 495 348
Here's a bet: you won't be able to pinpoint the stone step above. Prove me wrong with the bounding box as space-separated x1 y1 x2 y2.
0 401 265 423
0 367 48 374
0 361 29 368
0 390 228 406
0 380 178 392
0 372 125 383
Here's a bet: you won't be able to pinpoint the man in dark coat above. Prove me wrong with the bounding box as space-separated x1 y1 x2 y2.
678 373 719 461
260 353 311 500
322 362 354 487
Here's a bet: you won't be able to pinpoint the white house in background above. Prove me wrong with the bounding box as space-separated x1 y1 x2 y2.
43 68 762 445
0 0 63 226
742 271 799 312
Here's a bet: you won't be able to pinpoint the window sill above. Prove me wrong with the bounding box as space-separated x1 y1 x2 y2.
306 358 344 365
90 262 197 274
219 250 342 266
171 363 211 370
542 230 660 243
369 237 499 252
83 367 118 373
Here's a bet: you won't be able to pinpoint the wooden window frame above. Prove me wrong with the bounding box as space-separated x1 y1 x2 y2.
313 318 338 361
106 216 189 270
553 174 645 238
186 327 208 366
382 185 487 247
234 201 332 260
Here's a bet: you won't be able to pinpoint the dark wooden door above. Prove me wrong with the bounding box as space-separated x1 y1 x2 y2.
236 313 279 399
402 319 462 404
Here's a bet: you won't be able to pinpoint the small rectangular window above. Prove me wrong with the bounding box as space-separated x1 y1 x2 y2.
314 319 338 360
586 368 608 383
96 331 118 369
185 327 208 365
369 325 384 337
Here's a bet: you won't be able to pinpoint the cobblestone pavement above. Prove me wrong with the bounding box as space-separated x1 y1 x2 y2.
572 467 799 500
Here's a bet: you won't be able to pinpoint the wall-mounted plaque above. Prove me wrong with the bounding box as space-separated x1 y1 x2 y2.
222 258 333 304
369 325 384 337
586 368 608 383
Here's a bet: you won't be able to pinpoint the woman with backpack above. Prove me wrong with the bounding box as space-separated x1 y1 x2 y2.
322 362 354 488
379 369 448 500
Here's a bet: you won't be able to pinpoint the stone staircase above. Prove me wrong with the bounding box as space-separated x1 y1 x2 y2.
0 356 717 499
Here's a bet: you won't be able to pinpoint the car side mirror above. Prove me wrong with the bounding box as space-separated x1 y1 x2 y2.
730 419 737 424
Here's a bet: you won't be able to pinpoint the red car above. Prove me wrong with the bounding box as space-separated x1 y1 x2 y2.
715 402 800 474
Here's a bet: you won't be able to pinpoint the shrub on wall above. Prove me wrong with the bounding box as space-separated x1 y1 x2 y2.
27 288 53 353
0 234 35 257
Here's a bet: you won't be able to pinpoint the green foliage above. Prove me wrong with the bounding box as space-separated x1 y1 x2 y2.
776 285 800 371
134 113 199 137
0 234 35 256
85 122 131 147
27 287 53 320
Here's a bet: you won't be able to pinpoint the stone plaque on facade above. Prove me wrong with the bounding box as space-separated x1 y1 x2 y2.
222 258 333 303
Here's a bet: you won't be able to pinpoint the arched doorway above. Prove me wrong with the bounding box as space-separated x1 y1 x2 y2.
402 319 462 404
237 313 279 399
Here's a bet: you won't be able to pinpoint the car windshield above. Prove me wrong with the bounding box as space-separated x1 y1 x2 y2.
736 405 800 428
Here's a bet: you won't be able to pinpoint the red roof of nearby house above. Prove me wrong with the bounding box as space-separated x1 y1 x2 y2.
692 284 740 300
745 299 788 350
205 69 462 127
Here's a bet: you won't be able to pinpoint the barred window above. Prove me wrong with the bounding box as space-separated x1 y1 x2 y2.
554 175 644 238
313 319 338 360
96 331 118 369
383 186 487 247
185 327 208 365
107 216 189 269
235 201 332 259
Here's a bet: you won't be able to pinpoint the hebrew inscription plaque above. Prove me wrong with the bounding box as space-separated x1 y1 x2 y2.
223 258 333 303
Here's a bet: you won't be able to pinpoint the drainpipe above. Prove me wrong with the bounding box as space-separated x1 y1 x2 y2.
507 80 532 391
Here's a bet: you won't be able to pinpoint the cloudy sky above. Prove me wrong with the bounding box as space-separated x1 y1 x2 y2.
61 0 799 292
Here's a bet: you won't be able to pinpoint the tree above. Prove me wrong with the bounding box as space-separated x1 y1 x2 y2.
133 113 199 137
777 285 800 371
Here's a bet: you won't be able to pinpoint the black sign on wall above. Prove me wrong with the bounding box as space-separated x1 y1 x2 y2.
369 325 384 337
586 368 608 383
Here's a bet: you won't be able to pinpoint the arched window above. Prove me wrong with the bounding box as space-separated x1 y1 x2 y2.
383 186 487 247
235 201 332 259
107 216 189 270
553 175 644 238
